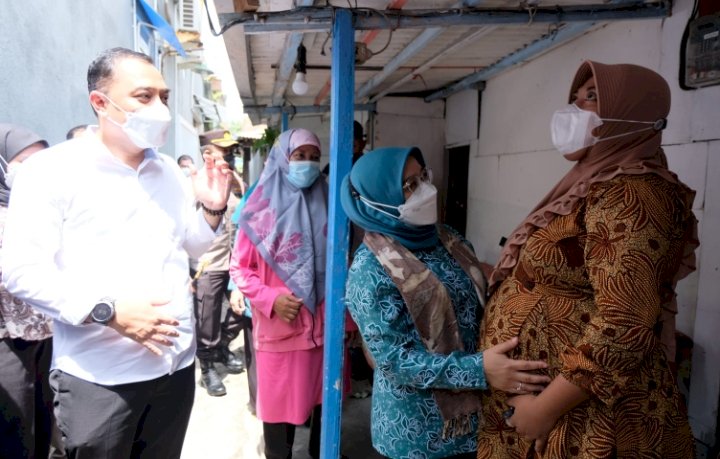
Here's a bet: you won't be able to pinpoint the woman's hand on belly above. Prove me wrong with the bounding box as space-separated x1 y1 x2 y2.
483 337 551 394
506 374 590 455
505 394 554 454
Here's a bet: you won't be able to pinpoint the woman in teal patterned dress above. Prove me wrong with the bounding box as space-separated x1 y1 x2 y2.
340 147 550 459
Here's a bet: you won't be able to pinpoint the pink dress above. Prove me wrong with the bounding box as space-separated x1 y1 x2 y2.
230 230 324 424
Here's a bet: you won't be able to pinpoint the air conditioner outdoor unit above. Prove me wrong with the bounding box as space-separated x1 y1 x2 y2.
178 0 200 34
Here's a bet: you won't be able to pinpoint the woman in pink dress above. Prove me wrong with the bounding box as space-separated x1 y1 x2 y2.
230 128 328 459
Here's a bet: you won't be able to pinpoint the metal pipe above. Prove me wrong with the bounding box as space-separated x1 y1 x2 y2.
243 103 375 116
217 2 670 34
313 0 409 106
132 0 138 51
321 9 353 459
369 26 496 102
424 21 611 101
356 0 485 100
281 112 289 131
356 27 443 99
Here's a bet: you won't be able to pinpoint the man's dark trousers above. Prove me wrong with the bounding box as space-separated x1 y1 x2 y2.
49 364 195 458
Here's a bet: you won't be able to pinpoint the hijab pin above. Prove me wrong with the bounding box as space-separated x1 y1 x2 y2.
653 119 667 131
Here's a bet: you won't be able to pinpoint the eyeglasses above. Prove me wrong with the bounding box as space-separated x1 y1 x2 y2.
402 168 432 195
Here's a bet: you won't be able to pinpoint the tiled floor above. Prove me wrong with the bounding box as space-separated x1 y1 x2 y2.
181 344 383 459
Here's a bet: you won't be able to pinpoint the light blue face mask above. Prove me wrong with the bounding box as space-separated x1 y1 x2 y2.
287 160 320 188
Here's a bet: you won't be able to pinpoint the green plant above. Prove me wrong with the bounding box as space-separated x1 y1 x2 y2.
252 126 279 152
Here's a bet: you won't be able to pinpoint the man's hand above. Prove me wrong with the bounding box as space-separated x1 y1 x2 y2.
192 150 232 212
272 294 303 323
505 394 557 454
108 298 180 356
482 337 551 394
229 289 246 315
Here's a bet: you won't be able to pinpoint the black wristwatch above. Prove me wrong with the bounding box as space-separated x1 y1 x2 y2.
90 298 115 325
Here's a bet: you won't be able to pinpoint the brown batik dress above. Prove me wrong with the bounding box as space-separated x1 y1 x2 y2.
476 174 695 459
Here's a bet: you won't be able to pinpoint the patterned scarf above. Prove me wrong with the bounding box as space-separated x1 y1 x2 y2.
363 225 487 439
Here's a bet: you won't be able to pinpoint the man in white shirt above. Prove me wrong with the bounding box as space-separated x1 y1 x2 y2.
2 47 231 458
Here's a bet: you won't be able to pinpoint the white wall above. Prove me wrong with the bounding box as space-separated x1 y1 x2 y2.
285 100 446 183
0 1 205 159
447 0 720 448
446 90 479 146
287 115 333 161
165 55 207 163
0 1 133 145
373 97 446 189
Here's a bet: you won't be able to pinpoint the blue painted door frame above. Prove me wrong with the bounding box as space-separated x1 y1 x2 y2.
321 8 354 459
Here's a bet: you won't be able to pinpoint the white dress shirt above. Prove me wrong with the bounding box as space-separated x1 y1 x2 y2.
2 130 217 385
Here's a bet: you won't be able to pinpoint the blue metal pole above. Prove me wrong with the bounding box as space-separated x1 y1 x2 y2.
281 111 289 131
321 8 353 459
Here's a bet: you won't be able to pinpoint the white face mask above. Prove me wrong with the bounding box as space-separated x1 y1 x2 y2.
102 95 171 149
359 181 439 227
550 104 666 155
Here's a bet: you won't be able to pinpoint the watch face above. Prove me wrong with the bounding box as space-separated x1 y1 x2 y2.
92 302 114 323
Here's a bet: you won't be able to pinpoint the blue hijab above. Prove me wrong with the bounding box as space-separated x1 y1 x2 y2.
340 146 438 250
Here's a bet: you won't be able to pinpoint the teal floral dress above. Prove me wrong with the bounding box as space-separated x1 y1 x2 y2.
345 240 487 459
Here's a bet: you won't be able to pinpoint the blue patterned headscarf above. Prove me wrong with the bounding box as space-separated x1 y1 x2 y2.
340 146 438 250
239 129 328 313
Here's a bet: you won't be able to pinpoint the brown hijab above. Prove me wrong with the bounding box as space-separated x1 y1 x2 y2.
489 61 699 358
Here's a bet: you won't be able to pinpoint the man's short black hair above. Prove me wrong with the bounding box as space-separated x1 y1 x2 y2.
87 47 153 94
66 124 88 140
177 155 194 166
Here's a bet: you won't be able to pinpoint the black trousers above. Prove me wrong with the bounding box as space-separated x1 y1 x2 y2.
263 405 321 459
49 364 195 459
241 316 257 412
0 337 53 459
192 270 243 361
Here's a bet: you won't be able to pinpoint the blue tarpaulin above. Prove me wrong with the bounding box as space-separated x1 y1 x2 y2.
136 0 187 57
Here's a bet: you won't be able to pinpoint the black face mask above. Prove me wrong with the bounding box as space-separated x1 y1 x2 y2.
223 153 235 169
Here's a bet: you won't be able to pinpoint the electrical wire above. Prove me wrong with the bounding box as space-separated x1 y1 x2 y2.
320 32 331 56
201 0 224 37
526 4 537 25
368 10 395 57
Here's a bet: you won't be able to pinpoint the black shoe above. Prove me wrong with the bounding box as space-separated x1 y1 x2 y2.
220 347 245 374
199 360 227 397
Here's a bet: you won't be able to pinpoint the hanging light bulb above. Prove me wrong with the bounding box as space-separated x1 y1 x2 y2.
292 43 308 95
292 71 308 95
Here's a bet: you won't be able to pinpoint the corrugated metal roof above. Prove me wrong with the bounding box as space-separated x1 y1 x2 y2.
213 0 669 123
